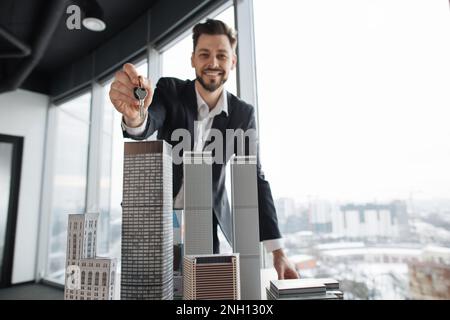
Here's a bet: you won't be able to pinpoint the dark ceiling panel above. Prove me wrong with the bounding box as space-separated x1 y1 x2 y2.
0 0 226 96
94 12 149 79
0 0 48 85
0 0 45 45
37 0 157 73
0 0 157 92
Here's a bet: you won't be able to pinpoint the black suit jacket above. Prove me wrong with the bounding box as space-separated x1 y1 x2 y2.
123 77 281 243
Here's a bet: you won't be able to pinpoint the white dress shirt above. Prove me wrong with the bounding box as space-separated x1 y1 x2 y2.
122 85 283 253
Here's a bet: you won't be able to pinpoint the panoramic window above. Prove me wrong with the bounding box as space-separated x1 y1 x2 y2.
47 92 92 283
97 61 149 260
254 0 450 299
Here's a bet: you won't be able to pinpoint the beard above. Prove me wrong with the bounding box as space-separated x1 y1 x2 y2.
196 68 228 92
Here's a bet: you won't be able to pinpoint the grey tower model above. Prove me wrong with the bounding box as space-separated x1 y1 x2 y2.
231 155 261 300
121 141 173 300
64 213 117 300
183 151 213 256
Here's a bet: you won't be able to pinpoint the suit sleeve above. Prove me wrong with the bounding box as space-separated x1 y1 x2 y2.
246 107 282 241
122 78 168 140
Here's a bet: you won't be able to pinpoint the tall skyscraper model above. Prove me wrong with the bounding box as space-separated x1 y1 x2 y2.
231 155 261 299
183 151 213 255
64 213 116 300
121 141 173 300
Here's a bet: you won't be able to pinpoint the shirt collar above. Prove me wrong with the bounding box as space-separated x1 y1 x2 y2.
195 85 228 120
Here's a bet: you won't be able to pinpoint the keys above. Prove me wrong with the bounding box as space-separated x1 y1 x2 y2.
133 76 147 120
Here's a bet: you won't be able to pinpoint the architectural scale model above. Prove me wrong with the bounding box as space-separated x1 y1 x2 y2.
121 141 173 300
183 253 240 300
183 151 213 256
64 213 117 300
231 155 261 300
173 209 184 298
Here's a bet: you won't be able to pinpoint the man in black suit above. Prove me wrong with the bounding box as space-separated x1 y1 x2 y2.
110 19 298 280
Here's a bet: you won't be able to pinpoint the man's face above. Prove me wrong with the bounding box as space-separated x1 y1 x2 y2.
191 34 237 92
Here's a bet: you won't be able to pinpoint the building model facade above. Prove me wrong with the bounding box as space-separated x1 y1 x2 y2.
64 213 117 300
183 151 213 256
231 155 261 300
121 141 173 300
173 209 184 298
183 253 240 300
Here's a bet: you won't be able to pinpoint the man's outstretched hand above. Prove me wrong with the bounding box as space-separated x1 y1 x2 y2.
109 63 153 128
273 249 299 280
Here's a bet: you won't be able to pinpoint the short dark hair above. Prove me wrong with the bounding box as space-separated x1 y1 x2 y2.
192 19 237 51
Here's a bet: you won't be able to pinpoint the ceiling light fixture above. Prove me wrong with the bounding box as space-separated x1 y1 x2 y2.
82 17 106 32
79 0 106 32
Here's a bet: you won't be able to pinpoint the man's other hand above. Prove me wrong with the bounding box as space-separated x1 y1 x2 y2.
272 248 299 280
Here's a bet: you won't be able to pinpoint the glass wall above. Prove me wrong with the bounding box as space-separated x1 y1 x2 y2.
46 92 92 283
45 60 148 285
253 0 450 299
0 142 13 282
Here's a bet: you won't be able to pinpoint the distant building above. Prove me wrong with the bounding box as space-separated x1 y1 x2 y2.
183 151 213 256
391 200 410 239
333 201 410 240
231 155 261 300
421 245 450 265
64 213 116 300
409 262 450 300
121 141 173 300
319 246 421 264
183 254 240 300
276 198 309 233
274 197 296 224
309 199 335 234
409 246 450 299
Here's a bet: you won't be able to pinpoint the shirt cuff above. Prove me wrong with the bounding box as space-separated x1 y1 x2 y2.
263 238 283 253
121 113 148 136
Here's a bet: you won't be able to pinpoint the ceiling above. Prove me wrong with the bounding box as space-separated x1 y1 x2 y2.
0 0 158 93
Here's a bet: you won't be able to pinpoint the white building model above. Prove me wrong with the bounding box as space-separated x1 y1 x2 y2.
121 141 173 300
231 155 261 300
64 213 117 300
183 151 213 256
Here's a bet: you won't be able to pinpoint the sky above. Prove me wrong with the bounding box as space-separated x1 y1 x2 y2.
253 0 450 203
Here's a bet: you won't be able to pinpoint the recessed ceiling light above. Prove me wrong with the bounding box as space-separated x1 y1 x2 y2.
82 17 106 32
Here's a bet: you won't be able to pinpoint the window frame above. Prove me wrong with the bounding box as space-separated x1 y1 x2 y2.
37 88 93 285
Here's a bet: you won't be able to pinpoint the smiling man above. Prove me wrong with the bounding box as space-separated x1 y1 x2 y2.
109 19 298 280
